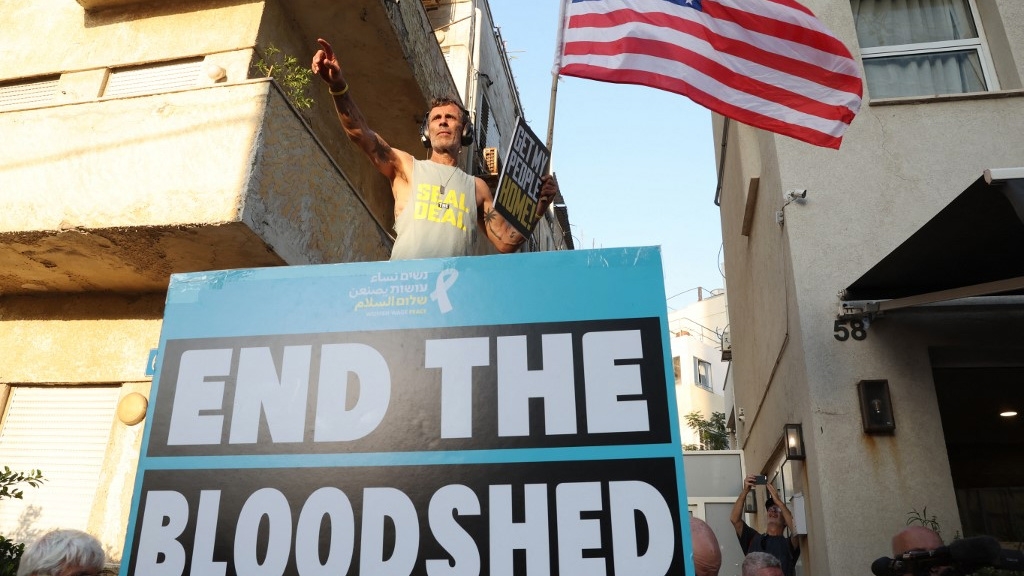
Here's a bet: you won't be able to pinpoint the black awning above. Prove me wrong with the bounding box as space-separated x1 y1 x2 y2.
843 170 1024 302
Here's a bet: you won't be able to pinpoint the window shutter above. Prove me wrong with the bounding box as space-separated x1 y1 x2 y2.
0 386 119 538
0 77 59 110
104 58 203 97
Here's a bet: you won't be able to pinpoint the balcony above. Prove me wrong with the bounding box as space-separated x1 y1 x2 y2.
0 79 393 296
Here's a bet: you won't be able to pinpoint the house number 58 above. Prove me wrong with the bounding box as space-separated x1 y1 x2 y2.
833 319 867 341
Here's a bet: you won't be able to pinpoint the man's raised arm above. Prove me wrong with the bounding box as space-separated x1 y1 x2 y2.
766 482 800 549
731 475 754 537
311 38 409 183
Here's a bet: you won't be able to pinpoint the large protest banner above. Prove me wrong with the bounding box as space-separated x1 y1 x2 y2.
121 247 694 575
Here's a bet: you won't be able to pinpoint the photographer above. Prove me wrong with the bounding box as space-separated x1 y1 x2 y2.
730 474 801 576
875 528 1017 576
889 526 952 576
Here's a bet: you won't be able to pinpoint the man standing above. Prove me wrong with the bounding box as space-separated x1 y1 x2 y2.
311 38 558 260
730 474 801 576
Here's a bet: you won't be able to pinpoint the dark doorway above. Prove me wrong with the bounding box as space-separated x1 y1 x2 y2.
932 353 1024 547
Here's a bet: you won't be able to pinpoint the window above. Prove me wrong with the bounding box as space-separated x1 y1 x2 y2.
0 76 59 111
694 358 712 391
0 386 119 537
851 0 997 98
673 356 682 386
104 58 203 97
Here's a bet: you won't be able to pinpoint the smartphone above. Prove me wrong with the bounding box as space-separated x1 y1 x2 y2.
753 474 767 485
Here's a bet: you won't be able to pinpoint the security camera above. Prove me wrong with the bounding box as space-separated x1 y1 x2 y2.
784 189 807 202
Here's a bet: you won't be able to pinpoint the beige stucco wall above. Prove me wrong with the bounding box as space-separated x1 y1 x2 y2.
1 79 394 295
0 0 263 81
3 84 263 233
90 381 151 562
0 294 163 384
0 293 163 558
244 85 393 264
719 1 1024 573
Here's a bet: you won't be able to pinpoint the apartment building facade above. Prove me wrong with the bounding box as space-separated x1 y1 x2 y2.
669 291 730 449
0 0 565 560
716 1 1024 573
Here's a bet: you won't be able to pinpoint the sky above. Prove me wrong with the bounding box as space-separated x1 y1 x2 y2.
488 1 725 310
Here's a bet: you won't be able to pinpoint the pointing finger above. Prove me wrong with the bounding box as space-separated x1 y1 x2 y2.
317 38 335 62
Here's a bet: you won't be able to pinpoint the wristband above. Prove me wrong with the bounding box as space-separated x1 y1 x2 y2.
328 84 349 96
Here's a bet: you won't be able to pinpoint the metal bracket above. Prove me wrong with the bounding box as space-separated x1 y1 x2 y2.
839 300 880 321
839 276 1024 320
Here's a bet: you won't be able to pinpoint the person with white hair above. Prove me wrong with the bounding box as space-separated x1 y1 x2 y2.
742 551 785 576
16 529 106 576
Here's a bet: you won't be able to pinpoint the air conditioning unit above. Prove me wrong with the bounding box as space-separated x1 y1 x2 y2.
483 147 500 176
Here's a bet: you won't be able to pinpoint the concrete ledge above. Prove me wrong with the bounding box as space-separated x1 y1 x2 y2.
75 0 144 11
0 81 391 295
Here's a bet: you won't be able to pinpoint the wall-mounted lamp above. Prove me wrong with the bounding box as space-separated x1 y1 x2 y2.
479 72 494 87
857 379 896 434
784 423 805 460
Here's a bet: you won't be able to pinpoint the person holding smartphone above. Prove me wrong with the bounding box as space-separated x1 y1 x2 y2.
730 474 801 576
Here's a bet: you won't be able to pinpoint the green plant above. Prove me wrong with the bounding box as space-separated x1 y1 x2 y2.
906 506 942 536
254 44 313 110
0 536 24 576
683 410 729 450
0 467 44 501
0 467 45 576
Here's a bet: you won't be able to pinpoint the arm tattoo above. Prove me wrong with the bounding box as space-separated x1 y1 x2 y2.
484 208 522 246
372 138 392 165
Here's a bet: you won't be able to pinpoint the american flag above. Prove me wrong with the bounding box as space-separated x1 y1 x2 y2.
555 0 863 149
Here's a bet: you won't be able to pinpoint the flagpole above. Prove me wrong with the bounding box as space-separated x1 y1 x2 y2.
546 0 569 174
545 71 558 172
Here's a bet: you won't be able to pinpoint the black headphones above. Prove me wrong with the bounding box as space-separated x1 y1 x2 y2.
420 109 474 148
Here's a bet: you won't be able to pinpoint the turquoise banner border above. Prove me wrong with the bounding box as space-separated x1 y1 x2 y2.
122 247 694 575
